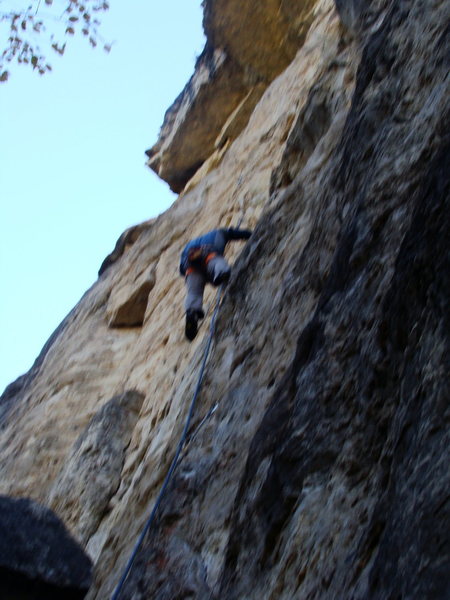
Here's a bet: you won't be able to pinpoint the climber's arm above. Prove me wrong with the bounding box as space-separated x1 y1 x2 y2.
224 227 252 242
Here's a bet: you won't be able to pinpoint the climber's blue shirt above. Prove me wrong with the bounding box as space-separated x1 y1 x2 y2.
180 228 252 275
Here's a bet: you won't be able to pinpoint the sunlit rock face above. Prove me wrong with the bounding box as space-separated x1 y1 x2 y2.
1 0 449 599
47 391 144 545
146 0 318 192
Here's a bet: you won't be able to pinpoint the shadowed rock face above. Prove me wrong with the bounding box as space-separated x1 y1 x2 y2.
0 496 92 599
1 0 449 599
217 125 449 600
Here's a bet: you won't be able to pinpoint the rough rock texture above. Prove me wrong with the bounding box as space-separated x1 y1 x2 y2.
0 495 92 599
48 390 144 545
1 0 449 598
98 220 154 277
146 0 318 192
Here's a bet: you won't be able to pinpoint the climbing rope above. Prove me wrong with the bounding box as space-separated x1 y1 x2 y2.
110 286 224 600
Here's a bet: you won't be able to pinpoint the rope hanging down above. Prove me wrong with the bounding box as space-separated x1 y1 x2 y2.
110 286 224 600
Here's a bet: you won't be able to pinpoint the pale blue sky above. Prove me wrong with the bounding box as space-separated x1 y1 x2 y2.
0 1 205 392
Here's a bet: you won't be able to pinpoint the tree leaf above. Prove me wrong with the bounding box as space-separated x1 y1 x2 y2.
1 2 110 83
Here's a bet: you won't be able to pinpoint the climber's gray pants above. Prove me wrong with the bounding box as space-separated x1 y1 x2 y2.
184 255 230 313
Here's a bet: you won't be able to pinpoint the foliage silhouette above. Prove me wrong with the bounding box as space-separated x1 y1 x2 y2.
0 0 110 82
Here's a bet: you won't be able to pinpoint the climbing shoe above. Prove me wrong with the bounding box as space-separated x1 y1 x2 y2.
185 310 198 341
185 309 203 341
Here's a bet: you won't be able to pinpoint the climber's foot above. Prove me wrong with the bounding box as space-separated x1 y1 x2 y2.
185 310 199 341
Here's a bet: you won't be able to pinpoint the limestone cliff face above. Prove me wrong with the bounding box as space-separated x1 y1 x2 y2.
145 0 318 192
1 0 449 599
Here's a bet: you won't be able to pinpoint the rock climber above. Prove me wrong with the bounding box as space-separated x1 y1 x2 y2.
180 227 252 340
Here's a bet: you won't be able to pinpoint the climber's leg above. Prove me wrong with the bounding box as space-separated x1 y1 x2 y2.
184 270 206 340
185 270 206 314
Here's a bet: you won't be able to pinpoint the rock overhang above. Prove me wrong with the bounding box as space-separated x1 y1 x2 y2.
145 0 318 193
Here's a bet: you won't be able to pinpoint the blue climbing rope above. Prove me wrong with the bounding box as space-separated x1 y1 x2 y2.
110 286 224 600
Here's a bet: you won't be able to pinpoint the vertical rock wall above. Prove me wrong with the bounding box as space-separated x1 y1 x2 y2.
1 0 448 598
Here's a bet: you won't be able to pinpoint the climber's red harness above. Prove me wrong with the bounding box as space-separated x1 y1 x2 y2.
185 247 217 277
